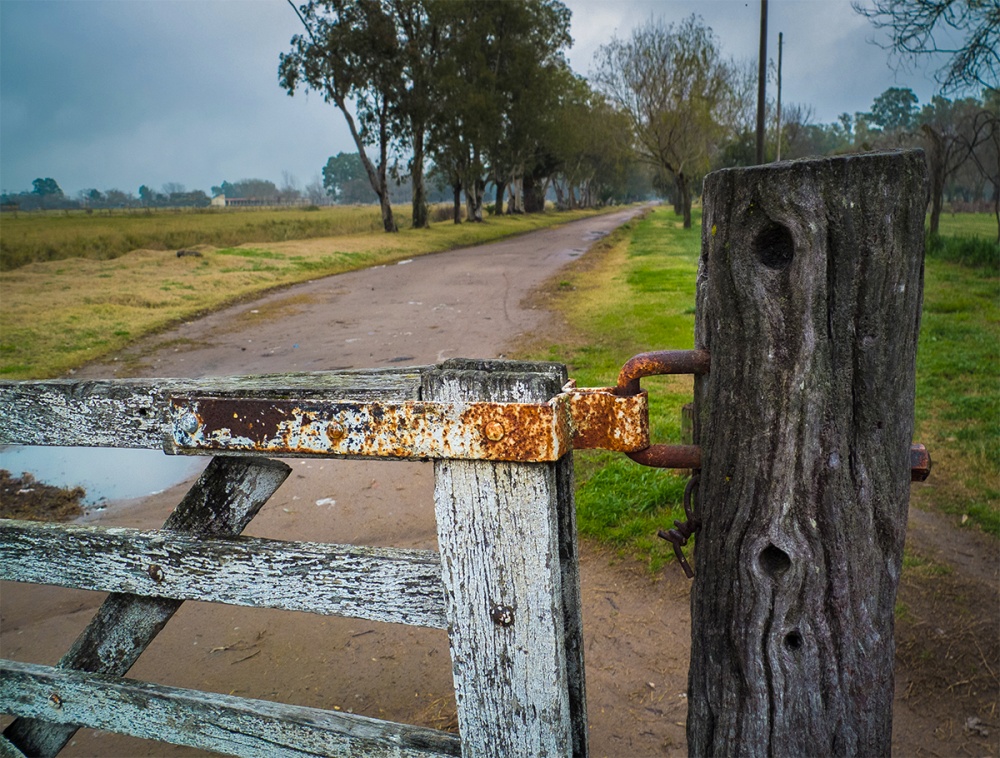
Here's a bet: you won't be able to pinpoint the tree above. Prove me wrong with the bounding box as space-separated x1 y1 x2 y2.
322 152 371 202
592 15 742 228
919 94 992 233
322 153 364 197
427 0 573 221
216 179 280 201
853 0 999 94
281 0 404 232
31 178 62 197
869 85 920 132
957 94 999 239
304 176 327 204
392 0 442 228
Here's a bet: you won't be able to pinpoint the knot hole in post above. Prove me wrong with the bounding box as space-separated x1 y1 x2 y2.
784 630 803 651
759 543 791 578
754 222 794 270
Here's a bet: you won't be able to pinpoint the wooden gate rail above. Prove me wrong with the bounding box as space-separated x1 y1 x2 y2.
2 659 461 758
0 520 448 628
0 359 587 758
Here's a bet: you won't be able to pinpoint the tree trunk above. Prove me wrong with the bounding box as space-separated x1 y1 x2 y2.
465 178 484 222
923 126 945 236
494 179 506 216
452 181 462 224
507 177 523 214
678 173 692 229
378 187 397 233
331 92 396 233
411 129 429 229
690 150 927 757
553 179 566 210
523 174 546 213
993 181 999 244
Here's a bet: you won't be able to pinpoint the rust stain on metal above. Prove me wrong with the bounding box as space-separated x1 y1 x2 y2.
483 420 506 442
626 444 703 469
910 443 931 481
564 388 649 452
169 397 571 462
616 349 710 396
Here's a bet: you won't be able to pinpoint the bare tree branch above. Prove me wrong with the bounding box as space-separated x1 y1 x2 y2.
852 0 999 94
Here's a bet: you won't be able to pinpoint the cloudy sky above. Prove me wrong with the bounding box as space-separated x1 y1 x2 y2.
0 0 959 198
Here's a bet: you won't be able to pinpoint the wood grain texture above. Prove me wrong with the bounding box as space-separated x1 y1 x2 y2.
3 456 291 757
0 520 447 628
0 734 26 758
690 151 927 756
425 359 587 758
0 659 461 758
0 368 425 449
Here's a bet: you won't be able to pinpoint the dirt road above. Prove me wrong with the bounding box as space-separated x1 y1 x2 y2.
2 208 996 756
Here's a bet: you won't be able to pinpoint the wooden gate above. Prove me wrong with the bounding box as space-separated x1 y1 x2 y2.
0 359 587 757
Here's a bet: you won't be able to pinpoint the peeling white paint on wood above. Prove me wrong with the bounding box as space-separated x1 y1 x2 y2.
0 659 460 758
0 520 447 628
3 456 291 756
425 360 586 758
0 369 425 449
2 360 590 757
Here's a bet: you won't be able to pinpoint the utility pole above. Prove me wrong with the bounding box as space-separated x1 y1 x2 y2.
776 31 783 161
755 0 768 164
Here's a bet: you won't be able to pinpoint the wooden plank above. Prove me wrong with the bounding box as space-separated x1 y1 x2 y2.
424 359 587 758
0 734 26 758
3 456 291 757
0 659 461 758
1 520 447 628
554 447 588 756
0 368 425 449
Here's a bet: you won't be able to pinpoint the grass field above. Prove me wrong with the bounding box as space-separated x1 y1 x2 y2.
0 206 612 378
0 205 393 270
522 208 998 570
936 211 999 240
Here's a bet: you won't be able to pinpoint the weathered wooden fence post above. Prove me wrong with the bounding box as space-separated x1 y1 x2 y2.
425 359 587 758
690 150 927 755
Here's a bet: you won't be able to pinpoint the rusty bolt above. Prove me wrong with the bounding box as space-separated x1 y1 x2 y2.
177 412 200 435
484 421 506 442
49 693 63 709
147 564 165 583
910 444 932 482
490 604 515 627
326 422 346 443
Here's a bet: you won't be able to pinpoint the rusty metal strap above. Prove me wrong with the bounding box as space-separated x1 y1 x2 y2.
167 389 649 462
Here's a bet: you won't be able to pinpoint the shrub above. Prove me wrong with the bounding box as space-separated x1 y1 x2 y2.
925 232 1000 270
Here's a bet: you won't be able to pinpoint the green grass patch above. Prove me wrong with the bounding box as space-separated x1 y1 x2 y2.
926 231 999 268
912 239 1000 536
523 208 997 572
521 207 702 570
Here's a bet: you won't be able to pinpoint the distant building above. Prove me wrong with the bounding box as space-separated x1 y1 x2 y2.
209 194 271 208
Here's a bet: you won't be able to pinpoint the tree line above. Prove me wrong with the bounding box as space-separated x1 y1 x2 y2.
284 0 997 238
0 176 324 212
279 0 654 232
6 0 994 232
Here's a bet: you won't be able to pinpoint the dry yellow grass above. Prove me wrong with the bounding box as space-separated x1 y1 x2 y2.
0 208 613 378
